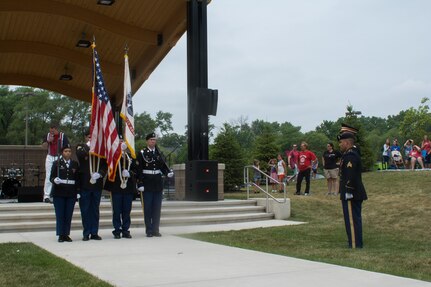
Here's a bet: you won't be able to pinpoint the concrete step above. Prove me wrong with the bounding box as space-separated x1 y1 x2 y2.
0 205 266 223
0 199 275 233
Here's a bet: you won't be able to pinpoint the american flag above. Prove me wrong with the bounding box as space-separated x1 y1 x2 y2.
89 45 122 182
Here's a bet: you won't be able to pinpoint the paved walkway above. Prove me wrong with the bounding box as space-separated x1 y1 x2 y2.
1 221 429 287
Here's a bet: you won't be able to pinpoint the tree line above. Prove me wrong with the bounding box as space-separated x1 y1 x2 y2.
2 86 430 190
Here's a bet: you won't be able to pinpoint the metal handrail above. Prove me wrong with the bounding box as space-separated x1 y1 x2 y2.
244 165 287 213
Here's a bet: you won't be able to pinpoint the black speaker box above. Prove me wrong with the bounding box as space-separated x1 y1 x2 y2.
193 88 218 116
18 186 43 203
186 160 218 201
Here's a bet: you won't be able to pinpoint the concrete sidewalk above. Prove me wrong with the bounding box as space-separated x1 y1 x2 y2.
1 221 429 287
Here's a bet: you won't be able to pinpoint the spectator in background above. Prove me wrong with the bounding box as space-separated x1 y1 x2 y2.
311 158 319 179
390 138 404 169
252 160 261 193
410 145 425 170
42 122 69 204
421 135 431 168
287 144 299 180
390 139 401 151
276 154 287 193
382 138 391 170
295 142 317 196
268 158 278 193
403 139 413 169
322 143 342 195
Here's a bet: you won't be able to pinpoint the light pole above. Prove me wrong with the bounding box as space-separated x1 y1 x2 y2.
18 92 33 146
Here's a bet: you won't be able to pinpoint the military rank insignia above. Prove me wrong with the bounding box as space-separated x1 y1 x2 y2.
347 161 353 168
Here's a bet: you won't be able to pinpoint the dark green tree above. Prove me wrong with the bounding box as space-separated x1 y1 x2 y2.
302 131 330 165
252 125 280 172
343 105 374 171
210 123 245 191
399 97 431 143
277 121 303 153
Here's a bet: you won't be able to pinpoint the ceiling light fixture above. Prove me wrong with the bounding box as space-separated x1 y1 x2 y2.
97 0 115 6
76 32 91 48
59 65 73 81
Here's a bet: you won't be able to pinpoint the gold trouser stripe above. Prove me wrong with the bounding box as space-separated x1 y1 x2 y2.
348 201 356 248
140 191 145 214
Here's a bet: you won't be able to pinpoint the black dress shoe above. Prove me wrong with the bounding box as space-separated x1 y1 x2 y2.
122 232 132 239
64 235 72 242
113 233 121 239
44 198 52 204
90 234 102 240
153 232 162 237
82 235 90 241
146 233 153 237
58 236 64 243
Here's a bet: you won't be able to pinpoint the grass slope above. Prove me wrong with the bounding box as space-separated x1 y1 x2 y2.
185 171 431 282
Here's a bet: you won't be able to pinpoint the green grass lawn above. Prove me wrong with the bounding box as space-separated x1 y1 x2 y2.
185 171 431 282
0 243 113 287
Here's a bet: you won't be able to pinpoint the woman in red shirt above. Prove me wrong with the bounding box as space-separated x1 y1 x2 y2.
409 145 425 170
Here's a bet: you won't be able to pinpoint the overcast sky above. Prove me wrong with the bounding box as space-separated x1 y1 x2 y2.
134 0 431 135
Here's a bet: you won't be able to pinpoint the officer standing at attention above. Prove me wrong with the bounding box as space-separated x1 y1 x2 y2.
76 130 107 241
137 132 173 237
50 144 79 242
104 141 141 239
338 130 367 248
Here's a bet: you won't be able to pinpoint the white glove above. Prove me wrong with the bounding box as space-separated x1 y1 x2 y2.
122 169 130 178
138 186 145 192
91 172 101 180
345 193 353 200
54 177 61 185
77 194 81 199
167 172 174 178
121 142 128 151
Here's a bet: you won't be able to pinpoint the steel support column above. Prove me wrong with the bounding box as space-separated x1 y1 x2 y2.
187 0 209 161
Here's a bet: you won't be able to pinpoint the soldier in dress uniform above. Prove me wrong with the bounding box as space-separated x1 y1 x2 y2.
76 130 107 241
50 144 79 243
337 129 368 248
136 132 173 237
104 141 141 239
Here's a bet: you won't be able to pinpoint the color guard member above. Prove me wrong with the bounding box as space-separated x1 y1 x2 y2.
50 144 79 242
136 132 173 237
104 141 141 239
76 130 107 241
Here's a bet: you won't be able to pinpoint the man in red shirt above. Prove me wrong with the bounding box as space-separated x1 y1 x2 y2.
295 141 317 196
42 123 69 203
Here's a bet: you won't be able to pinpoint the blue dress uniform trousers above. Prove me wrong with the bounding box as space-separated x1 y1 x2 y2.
341 199 363 248
53 196 76 236
111 192 134 234
143 190 163 235
79 188 102 237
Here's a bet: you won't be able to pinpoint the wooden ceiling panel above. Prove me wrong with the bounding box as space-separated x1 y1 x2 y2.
0 0 188 102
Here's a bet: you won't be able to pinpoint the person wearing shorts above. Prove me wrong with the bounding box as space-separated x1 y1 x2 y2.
322 143 342 195
276 154 287 193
